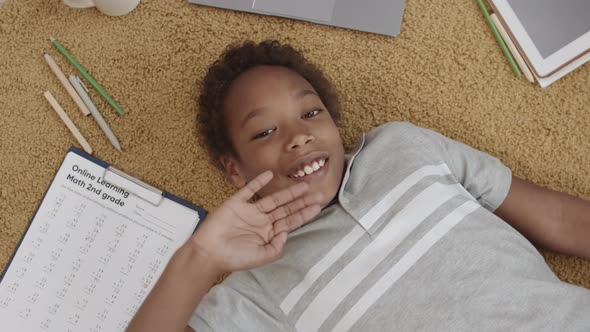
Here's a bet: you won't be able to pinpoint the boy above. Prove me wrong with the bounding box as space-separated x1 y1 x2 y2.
128 40 590 332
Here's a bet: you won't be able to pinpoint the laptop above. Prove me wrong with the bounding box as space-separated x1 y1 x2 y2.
187 0 407 37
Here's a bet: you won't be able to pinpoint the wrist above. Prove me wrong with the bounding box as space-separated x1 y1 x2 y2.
182 239 225 278
128 242 221 331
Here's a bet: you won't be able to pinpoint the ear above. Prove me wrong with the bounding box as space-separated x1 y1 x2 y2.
219 154 248 189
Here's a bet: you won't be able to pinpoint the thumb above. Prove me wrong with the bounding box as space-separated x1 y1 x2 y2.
258 232 288 266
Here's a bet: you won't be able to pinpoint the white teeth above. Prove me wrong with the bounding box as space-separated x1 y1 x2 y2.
312 161 320 171
291 158 327 178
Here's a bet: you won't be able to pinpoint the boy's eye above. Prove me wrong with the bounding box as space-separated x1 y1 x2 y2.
253 128 275 140
303 109 322 118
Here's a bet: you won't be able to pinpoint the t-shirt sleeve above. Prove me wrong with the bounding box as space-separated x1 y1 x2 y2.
188 275 292 332
417 124 512 212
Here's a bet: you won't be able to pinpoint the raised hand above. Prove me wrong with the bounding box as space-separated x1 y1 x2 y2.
189 170 323 274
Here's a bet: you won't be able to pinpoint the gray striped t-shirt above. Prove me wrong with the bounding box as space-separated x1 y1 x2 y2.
189 122 590 331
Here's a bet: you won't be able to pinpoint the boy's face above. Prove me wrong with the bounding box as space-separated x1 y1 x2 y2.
221 65 345 208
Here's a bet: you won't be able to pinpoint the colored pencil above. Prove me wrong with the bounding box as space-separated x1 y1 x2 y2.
475 0 521 77
50 36 125 116
44 91 93 155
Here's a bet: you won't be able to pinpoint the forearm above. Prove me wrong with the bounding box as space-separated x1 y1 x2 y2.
126 242 220 332
496 176 590 260
556 192 590 260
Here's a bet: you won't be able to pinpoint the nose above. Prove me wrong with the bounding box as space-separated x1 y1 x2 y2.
285 124 314 151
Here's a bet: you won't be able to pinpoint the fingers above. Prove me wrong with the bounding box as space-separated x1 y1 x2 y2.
268 190 323 222
235 170 273 201
254 181 311 214
255 232 288 267
272 200 323 234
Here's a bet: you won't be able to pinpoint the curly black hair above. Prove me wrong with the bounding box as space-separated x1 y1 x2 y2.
197 40 342 171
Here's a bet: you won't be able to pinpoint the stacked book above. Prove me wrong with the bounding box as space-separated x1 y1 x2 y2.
482 0 590 88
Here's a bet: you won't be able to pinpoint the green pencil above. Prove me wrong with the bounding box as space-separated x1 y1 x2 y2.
49 36 125 116
475 0 521 77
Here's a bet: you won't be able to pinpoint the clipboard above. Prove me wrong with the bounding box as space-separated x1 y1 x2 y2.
0 147 207 331
1 146 207 282
81 147 206 213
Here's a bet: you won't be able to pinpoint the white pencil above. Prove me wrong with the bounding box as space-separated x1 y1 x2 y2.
43 53 91 116
43 91 93 155
69 75 122 152
490 14 535 83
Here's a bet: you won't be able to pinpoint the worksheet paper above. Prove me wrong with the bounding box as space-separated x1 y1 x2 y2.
0 151 202 331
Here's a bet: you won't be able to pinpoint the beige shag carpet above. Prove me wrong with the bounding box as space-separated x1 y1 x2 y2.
0 0 589 288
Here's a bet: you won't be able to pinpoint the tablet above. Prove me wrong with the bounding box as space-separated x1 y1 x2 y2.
490 0 590 77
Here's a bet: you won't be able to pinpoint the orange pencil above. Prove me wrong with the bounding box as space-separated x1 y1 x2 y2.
43 91 93 155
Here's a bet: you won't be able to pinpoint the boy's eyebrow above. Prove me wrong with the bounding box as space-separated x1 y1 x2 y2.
241 89 319 128
296 89 318 100
241 108 267 128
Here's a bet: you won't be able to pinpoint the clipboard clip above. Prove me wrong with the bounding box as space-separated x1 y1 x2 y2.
102 166 163 206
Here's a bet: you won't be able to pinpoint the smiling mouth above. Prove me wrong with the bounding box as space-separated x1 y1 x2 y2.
288 157 329 178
